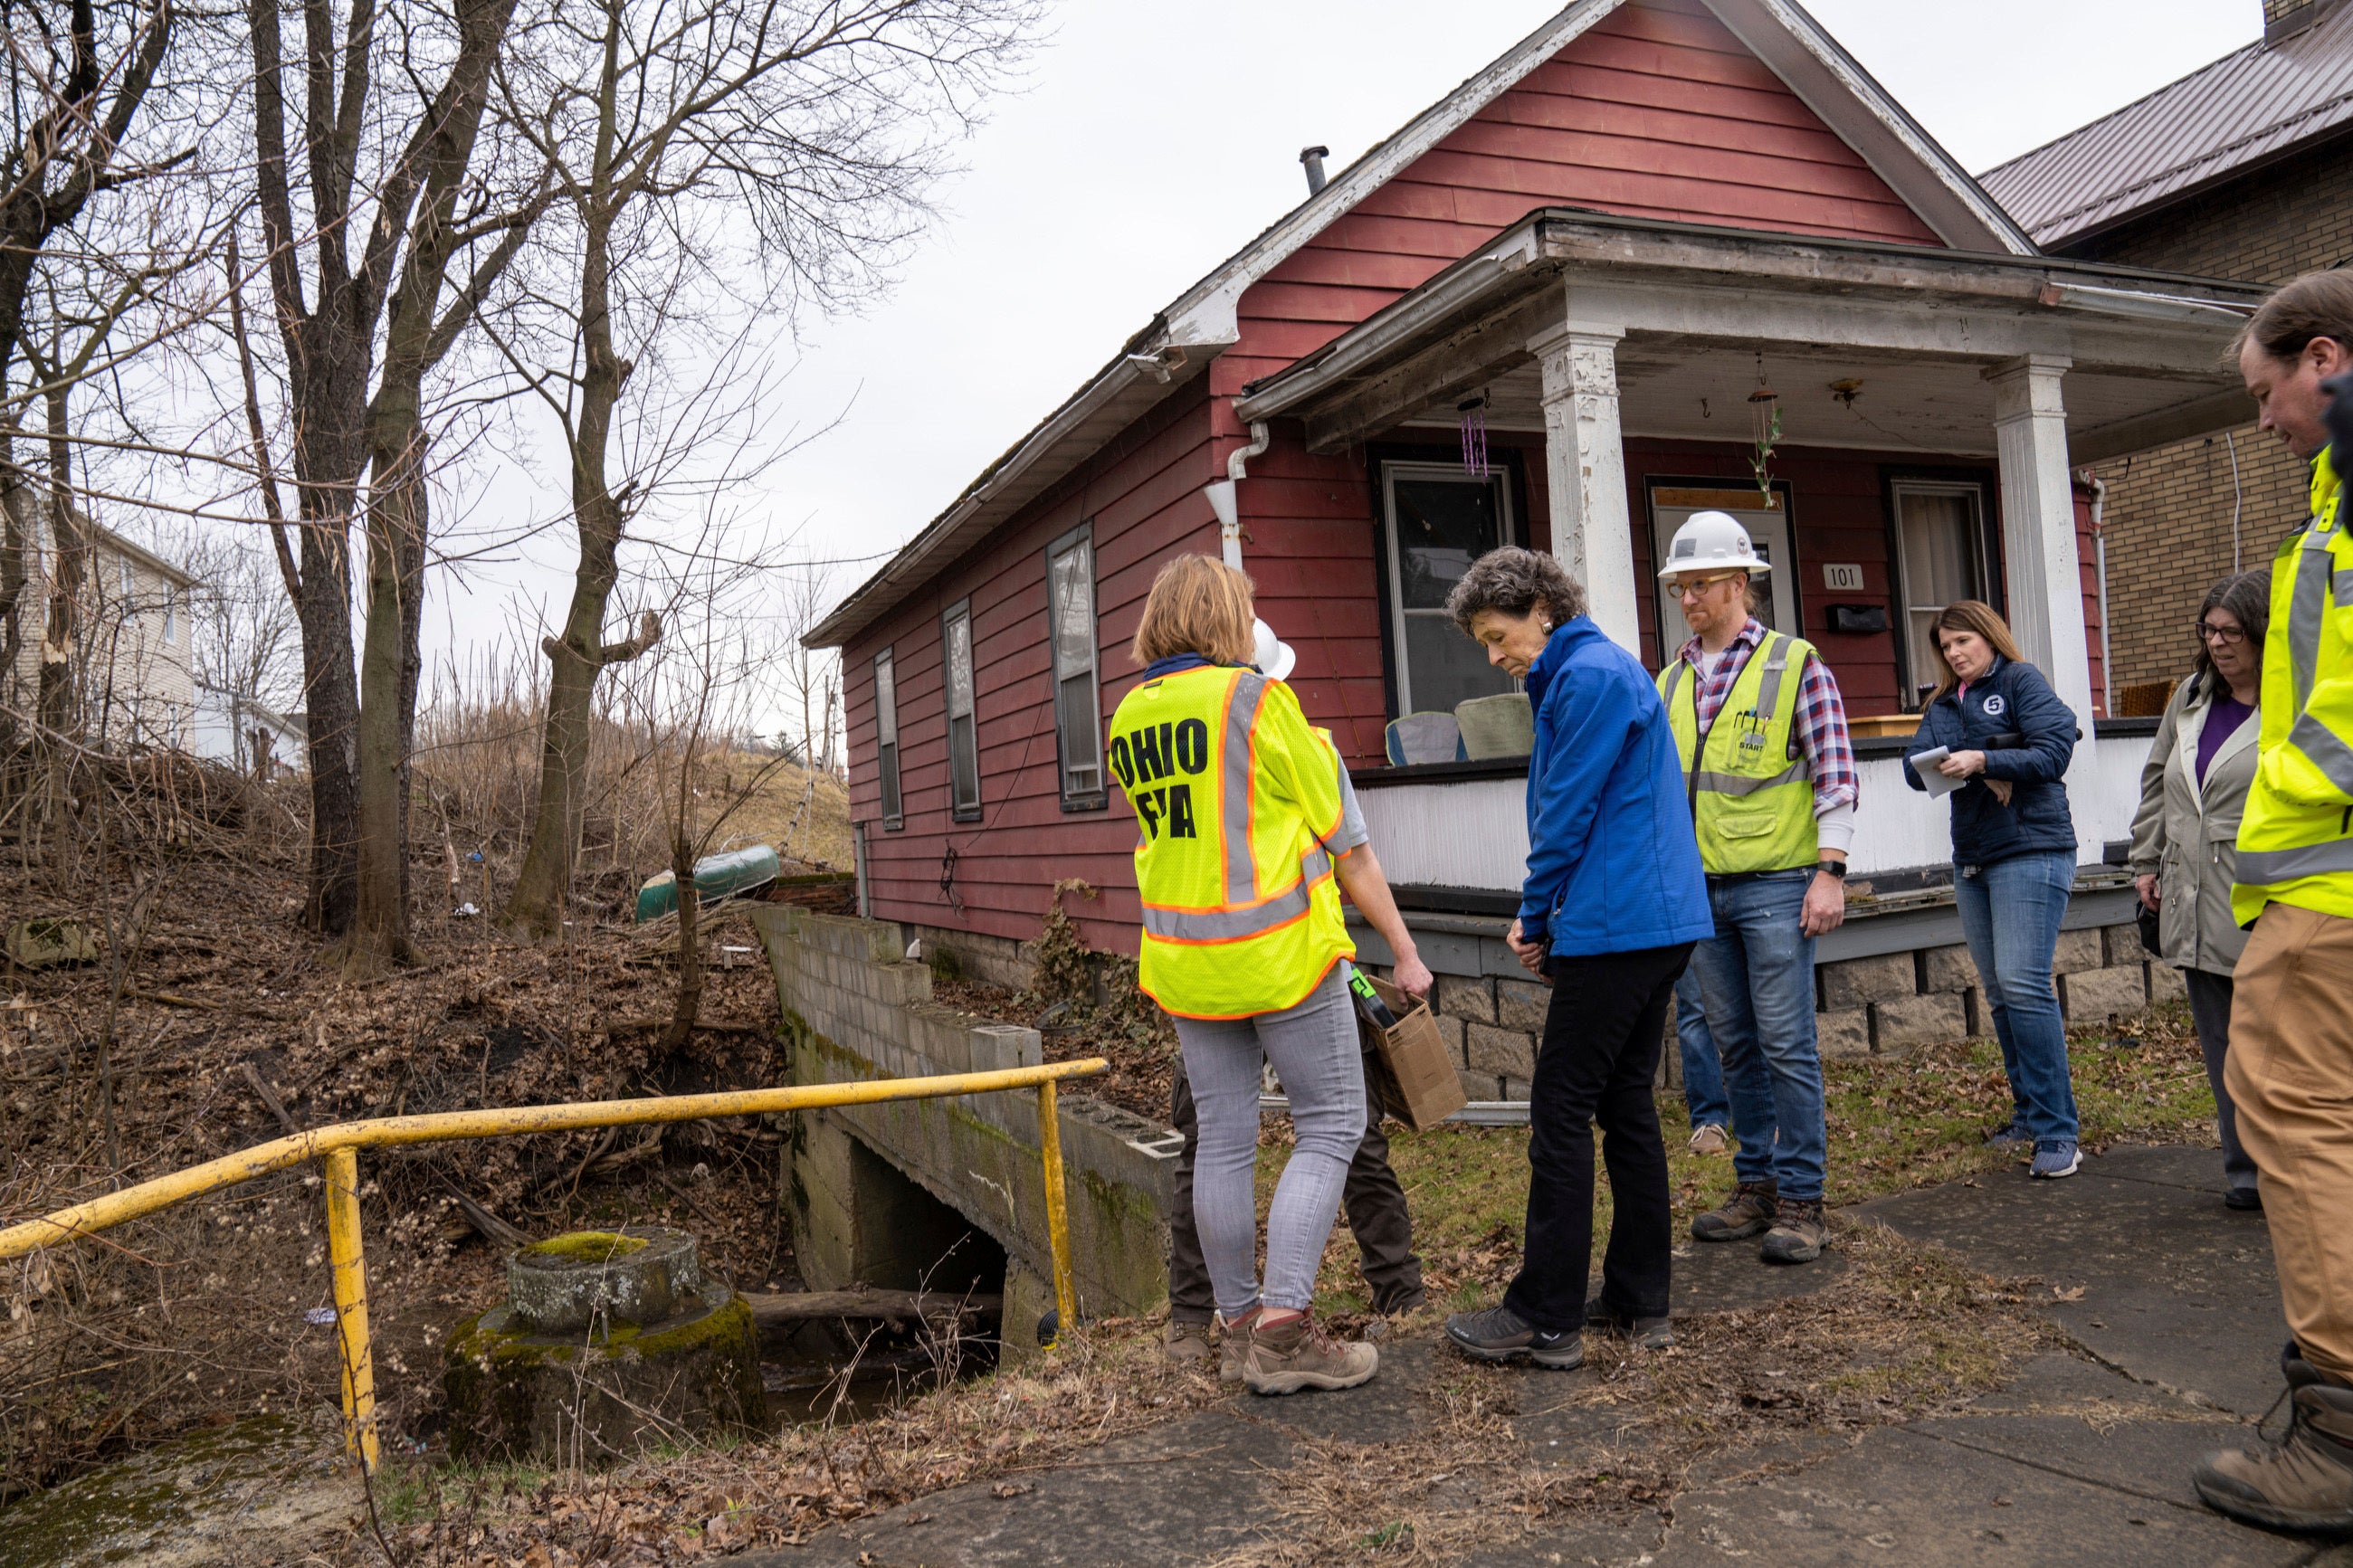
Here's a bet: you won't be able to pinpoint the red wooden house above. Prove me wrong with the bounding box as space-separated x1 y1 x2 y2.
806 0 2263 1065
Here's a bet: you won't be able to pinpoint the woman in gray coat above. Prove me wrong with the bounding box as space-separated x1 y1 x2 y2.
2126 572 2268 1211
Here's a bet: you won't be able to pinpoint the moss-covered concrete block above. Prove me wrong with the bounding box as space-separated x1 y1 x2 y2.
443 1283 765 1465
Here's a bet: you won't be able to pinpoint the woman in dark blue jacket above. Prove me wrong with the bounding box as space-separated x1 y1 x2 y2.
1903 600 2084 1178
1436 547 1714 1369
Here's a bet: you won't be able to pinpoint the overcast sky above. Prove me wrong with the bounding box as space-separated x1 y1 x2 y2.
427 0 2262 707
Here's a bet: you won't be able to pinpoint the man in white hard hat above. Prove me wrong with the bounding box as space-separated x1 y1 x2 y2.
1654 511 1856 1267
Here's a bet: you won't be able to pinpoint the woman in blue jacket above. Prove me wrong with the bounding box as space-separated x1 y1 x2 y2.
1437 548 1714 1369
1903 600 2084 1178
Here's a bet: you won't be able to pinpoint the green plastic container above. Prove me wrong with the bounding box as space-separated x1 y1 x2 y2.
634 845 781 922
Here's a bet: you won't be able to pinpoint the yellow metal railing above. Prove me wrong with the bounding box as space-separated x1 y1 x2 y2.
0 1058 1110 1470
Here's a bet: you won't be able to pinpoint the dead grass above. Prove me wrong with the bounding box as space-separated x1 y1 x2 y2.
363 1315 1227 1562
1197 1221 2044 1567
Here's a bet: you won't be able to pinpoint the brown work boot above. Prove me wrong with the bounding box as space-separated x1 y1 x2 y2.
1216 1306 1258 1385
1165 1319 1213 1367
1760 1197 1827 1265
1691 1180 1777 1242
2195 1379 2353 1532
1243 1310 1377 1396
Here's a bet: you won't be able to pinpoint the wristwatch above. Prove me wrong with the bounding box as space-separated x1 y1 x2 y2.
1815 860 1847 879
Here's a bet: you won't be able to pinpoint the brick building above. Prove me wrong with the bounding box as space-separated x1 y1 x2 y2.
1981 0 2353 699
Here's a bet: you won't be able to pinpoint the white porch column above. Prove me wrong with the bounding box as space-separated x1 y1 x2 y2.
1532 324 1639 653
1986 354 2095 723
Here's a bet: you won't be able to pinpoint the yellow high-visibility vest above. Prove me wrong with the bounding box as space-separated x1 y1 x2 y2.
1657 632 1820 874
1110 665 1355 1020
2234 448 2353 924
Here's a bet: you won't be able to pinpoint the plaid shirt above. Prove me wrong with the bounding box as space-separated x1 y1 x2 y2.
1669 619 1858 816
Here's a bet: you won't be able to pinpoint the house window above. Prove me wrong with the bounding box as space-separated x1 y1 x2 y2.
873 648 902 830
163 593 176 643
120 557 134 600
1046 525 1104 810
941 600 981 822
1891 480 1990 707
1379 461 1518 716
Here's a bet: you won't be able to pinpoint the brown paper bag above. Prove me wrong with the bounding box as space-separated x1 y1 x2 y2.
1357 974 1468 1131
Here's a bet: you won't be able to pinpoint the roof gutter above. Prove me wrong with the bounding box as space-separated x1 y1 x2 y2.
803 327 1229 648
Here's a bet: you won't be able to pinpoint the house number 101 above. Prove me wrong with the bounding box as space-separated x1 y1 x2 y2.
1821 563 1864 592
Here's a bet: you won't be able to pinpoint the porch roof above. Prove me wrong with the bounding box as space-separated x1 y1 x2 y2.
1234 209 2269 464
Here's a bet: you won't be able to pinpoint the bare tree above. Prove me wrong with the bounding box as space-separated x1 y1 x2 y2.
493 0 1038 940
0 0 186 751
243 0 542 965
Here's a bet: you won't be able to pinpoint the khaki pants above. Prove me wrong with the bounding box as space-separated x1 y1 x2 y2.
2227 902 2353 1384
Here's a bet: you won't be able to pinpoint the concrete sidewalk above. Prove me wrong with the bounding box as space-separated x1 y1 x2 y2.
746 1145 2351 1568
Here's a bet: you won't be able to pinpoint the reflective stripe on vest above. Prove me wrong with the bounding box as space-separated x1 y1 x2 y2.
1111 664 1358 1018
1659 632 1819 874
2234 449 2353 925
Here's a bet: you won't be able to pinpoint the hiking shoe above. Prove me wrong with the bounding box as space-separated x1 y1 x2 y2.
1985 1117 2032 1150
2195 1379 2353 1532
2226 1184 2263 1212
1443 1305 1585 1369
1687 1123 1730 1156
1584 1300 1673 1350
1691 1180 1777 1242
1243 1311 1377 1395
1165 1319 1214 1367
1760 1197 1828 1265
1216 1307 1258 1385
2030 1139 2082 1180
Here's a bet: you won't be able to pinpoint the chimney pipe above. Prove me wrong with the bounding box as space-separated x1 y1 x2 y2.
1300 146 1329 196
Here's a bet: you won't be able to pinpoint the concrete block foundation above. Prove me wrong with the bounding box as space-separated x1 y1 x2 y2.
755 906 1180 1325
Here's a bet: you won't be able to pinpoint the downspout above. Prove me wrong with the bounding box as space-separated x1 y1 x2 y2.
2080 470 2110 717
1204 419 1272 571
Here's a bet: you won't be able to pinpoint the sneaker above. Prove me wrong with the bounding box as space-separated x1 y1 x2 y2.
1584 1299 1673 1349
2194 1379 2353 1532
2225 1184 2263 1212
1443 1304 1585 1369
1760 1196 1828 1265
1165 1319 1214 1367
1243 1310 1377 1395
1687 1123 1730 1156
2030 1139 2082 1179
1691 1180 1778 1242
1216 1307 1258 1385
1985 1117 2032 1150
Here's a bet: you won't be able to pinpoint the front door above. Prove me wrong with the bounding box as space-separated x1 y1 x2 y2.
1380 461 1519 717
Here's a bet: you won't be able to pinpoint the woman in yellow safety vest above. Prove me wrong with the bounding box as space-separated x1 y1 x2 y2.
1110 554 1432 1398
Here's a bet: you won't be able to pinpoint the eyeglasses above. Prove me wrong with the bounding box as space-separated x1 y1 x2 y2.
1672 573 1748 601
2196 621 2247 645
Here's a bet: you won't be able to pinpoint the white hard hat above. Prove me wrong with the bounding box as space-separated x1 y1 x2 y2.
1658 510 1770 580
1252 617 1297 682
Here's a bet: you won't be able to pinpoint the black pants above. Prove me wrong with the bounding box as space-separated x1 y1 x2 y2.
1167 1048 1425 1322
1502 940 1691 1335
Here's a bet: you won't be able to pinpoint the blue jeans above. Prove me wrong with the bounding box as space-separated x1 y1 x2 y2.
1952 850 2081 1145
1685 870 1827 1202
1675 969 1730 1130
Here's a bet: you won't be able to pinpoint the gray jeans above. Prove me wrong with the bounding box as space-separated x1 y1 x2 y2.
2184 967 2258 1193
1171 966 1367 1316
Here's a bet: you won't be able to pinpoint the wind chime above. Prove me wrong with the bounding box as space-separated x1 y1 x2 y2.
1748 354 1782 508
1458 394 1491 479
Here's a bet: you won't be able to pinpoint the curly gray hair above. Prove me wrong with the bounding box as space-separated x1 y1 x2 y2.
1444 546 1587 636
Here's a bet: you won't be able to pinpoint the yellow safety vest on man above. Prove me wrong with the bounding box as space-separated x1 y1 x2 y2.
2234 448 2353 924
1657 632 1820 874
1110 665 1357 1020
